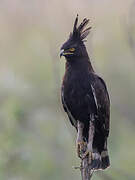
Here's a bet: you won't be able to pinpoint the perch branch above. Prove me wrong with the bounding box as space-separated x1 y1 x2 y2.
77 121 94 180
80 147 94 180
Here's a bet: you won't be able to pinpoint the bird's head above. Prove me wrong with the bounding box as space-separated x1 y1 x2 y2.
60 15 91 60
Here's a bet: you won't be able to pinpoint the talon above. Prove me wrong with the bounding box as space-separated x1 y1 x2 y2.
76 141 86 158
82 150 89 159
82 150 93 161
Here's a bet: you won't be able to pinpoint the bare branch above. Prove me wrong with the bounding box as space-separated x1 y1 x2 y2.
80 142 94 180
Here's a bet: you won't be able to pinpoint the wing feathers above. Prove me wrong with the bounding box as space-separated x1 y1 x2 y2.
61 87 77 128
91 84 98 110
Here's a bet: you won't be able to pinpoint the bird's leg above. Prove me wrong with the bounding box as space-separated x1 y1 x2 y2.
76 121 86 158
82 115 95 163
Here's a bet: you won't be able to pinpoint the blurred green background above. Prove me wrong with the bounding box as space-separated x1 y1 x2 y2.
0 0 135 179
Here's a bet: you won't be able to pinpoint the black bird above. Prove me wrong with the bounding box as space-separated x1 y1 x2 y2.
60 15 110 170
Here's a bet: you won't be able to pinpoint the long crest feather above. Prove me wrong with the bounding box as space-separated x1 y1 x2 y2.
78 18 90 33
80 27 92 40
72 15 91 41
73 14 78 34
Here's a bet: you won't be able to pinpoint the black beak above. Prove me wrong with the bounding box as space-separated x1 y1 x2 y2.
60 49 64 58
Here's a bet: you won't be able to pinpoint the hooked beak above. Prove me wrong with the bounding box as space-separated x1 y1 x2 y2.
60 49 64 58
60 49 74 58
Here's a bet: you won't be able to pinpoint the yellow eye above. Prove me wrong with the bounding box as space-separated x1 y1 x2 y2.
69 48 75 52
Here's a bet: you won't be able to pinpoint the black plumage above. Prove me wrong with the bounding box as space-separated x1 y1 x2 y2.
60 15 110 170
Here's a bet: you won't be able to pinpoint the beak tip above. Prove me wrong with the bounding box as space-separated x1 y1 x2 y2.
60 49 64 58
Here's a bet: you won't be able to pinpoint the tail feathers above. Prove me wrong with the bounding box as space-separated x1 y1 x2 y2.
101 150 110 170
90 150 110 170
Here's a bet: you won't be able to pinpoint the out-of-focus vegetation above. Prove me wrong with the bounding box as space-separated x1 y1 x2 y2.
0 0 135 179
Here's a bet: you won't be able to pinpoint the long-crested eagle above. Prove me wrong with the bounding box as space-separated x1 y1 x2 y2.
60 15 110 170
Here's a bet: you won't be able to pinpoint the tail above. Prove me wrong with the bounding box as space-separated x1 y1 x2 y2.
101 150 110 170
91 150 110 170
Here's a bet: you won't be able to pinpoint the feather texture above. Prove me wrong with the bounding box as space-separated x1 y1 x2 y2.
71 15 92 41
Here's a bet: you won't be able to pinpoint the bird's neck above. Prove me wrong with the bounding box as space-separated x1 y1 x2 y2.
65 56 94 73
